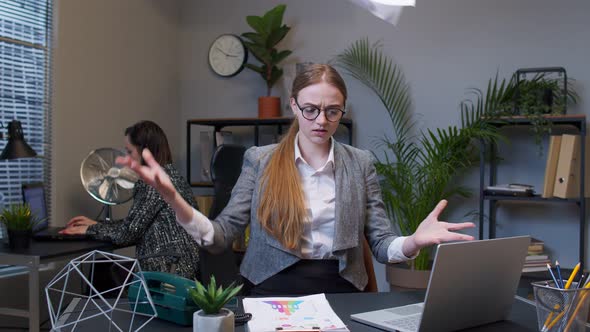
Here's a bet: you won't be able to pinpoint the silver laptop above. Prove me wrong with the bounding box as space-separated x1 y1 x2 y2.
351 236 530 332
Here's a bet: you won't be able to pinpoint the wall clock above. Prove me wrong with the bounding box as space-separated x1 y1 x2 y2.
208 34 248 77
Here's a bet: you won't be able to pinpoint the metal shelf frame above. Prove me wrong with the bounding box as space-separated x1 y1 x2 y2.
478 114 587 269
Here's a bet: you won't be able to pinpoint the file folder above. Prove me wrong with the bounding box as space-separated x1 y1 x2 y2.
542 135 562 198
553 134 589 199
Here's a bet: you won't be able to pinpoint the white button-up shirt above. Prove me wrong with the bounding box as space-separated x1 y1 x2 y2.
294 134 337 259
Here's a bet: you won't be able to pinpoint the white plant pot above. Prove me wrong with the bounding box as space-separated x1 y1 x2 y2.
193 308 234 332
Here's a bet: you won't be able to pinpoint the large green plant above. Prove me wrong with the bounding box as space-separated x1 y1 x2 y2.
334 39 504 270
242 4 292 97
189 276 242 315
0 203 43 231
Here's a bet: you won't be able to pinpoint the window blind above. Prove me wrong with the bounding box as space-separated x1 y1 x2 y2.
0 0 53 240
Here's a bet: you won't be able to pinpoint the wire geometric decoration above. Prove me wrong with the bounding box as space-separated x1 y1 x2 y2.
45 250 157 331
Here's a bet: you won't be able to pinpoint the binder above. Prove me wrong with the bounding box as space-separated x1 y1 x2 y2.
553 134 590 198
542 135 562 198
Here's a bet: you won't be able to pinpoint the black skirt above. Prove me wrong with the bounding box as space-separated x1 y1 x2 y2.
248 259 361 296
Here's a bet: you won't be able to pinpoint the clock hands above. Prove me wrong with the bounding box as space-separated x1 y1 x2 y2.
215 46 239 58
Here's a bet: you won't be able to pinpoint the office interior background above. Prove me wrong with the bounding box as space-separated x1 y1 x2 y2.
1 0 589 321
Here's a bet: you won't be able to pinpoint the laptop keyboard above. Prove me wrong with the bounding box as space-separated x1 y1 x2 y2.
386 304 423 316
384 315 421 331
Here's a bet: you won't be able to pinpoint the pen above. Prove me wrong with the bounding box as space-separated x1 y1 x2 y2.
275 327 321 331
579 274 585 288
564 262 580 289
555 260 564 288
547 263 561 289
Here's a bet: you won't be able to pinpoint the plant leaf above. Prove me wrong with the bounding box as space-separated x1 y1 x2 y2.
246 15 266 36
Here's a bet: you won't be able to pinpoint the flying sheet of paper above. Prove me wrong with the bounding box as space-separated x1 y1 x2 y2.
349 0 415 25
243 293 349 332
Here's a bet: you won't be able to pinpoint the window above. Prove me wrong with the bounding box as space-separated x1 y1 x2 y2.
0 0 53 239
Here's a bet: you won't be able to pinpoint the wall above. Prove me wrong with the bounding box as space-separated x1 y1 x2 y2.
52 0 183 225
178 0 590 291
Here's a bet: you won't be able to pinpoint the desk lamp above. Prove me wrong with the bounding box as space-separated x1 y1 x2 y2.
0 120 37 160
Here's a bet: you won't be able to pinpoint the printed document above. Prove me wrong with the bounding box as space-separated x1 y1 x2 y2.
242 293 349 332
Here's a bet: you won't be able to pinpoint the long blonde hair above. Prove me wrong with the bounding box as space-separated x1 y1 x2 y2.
257 64 348 249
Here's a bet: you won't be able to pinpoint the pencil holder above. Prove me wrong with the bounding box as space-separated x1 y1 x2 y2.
532 281 590 332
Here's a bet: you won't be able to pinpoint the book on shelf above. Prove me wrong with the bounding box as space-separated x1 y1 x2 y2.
528 238 544 253
215 130 233 146
522 238 550 273
484 183 535 196
525 254 549 262
523 260 551 267
522 265 550 273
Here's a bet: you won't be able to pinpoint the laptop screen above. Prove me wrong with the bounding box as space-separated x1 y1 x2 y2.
22 183 49 231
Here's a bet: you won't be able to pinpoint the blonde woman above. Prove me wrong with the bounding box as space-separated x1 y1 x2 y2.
117 65 474 295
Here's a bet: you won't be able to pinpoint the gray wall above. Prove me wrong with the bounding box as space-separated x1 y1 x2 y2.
52 0 183 225
178 0 590 291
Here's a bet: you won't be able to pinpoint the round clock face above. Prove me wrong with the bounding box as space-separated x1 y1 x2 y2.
208 34 247 77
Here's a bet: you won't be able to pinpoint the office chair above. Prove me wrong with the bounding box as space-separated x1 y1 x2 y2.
199 144 246 290
363 237 378 292
208 144 247 219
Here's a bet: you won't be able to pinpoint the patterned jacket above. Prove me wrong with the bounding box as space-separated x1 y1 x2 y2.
86 164 200 280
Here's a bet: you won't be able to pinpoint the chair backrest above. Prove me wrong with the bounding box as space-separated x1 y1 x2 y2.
208 144 247 219
363 237 378 292
200 144 246 290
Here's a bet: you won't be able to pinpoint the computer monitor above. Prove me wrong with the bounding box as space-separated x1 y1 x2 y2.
22 183 49 231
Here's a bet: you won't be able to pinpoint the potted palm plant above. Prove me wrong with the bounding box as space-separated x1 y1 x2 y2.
190 276 242 332
335 39 503 288
242 4 292 118
1 203 43 250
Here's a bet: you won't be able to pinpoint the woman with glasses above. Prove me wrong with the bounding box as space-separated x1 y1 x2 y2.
61 121 201 280
117 64 474 294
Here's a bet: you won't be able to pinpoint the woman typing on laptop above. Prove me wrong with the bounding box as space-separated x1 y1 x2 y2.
60 121 201 280
117 65 475 294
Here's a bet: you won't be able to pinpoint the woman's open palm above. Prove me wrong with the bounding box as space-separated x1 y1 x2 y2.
116 149 177 203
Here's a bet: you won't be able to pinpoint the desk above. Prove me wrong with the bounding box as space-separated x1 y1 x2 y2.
0 239 113 332
55 291 566 331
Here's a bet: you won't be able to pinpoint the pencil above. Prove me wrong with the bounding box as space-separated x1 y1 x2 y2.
564 291 590 331
564 262 581 289
541 305 559 332
547 263 561 288
555 260 564 288
551 276 590 331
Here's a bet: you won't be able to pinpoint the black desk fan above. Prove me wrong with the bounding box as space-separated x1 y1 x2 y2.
80 148 138 221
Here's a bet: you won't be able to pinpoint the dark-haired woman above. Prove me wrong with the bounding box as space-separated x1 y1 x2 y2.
62 120 201 280
117 65 474 294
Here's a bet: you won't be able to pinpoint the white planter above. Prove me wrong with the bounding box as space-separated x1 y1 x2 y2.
193 308 234 332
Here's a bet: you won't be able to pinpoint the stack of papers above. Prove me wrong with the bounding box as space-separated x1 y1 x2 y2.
242 293 349 332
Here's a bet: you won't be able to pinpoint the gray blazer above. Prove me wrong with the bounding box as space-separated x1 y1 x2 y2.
205 141 398 290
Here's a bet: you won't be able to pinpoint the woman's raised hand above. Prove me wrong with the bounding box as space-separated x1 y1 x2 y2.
115 149 177 204
402 200 475 257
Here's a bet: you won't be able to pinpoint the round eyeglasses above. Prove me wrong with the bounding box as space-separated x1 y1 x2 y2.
294 98 345 122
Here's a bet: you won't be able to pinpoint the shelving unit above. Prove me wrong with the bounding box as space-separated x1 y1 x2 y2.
186 117 353 187
478 114 587 269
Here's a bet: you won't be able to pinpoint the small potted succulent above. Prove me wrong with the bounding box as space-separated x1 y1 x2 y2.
190 276 243 332
242 4 292 118
1 203 43 250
